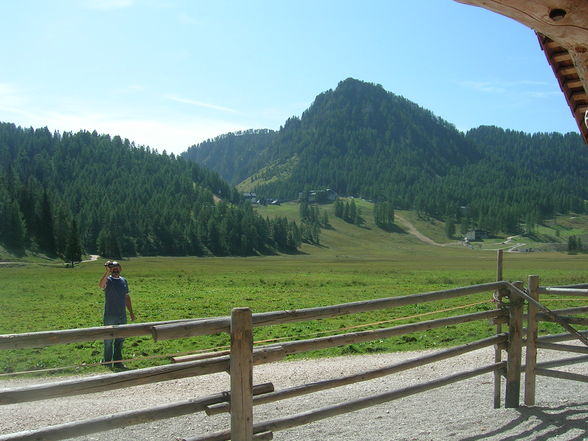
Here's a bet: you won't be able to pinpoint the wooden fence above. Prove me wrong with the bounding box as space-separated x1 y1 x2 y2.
0 265 586 440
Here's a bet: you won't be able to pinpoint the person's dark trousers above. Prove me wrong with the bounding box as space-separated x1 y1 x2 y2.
103 315 126 367
103 337 124 366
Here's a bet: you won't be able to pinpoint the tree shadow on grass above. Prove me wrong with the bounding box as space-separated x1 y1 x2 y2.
459 402 588 441
382 223 408 234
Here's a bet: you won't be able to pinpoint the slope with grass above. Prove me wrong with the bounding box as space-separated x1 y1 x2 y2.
1 202 586 376
255 200 588 256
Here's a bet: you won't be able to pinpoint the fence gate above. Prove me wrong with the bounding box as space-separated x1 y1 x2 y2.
522 276 588 406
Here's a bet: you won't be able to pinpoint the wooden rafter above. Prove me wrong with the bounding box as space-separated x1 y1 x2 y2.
538 33 588 144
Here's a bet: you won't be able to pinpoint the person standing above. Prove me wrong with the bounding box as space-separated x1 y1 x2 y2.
99 261 136 370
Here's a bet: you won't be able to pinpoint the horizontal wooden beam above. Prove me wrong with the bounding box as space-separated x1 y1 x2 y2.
538 330 588 343
552 51 572 63
535 355 588 369
536 342 588 355
172 350 231 364
182 363 504 441
571 91 588 102
272 309 505 357
535 368 588 383
496 306 588 326
536 314 588 326
0 318 199 350
567 79 583 88
558 65 579 76
0 384 273 441
205 334 507 415
0 347 284 405
541 306 588 315
537 287 588 296
152 282 507 341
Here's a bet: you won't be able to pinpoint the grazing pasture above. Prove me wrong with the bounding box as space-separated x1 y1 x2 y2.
1 246 587 375
1 205 586 375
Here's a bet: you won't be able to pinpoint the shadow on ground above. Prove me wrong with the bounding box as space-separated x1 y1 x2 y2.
459 402 588 441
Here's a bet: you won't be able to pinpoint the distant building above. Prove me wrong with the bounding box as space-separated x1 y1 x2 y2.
465 230 488 241
299 188 338 204
243 192 257 203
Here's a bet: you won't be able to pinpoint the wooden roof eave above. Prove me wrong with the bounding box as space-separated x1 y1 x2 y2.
454 0 588 145
537 34 588 144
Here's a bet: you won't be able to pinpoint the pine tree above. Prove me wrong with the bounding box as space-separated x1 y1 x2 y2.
445 218 456 239
4 200 26 251
335 199 344 218
568 235 578 253
37 190 56 256
64 219 83 266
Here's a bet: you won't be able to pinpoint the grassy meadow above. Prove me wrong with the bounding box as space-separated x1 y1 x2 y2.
1 202 587 376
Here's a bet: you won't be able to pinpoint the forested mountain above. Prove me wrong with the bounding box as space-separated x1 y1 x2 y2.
183 78 588 235
183 129 276 185
0 123 302 259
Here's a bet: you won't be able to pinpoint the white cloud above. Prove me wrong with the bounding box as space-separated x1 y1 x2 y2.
458 81 506 94
0 83 39 120
0 84 252 154
164 94 238 113
458 79 559 100
89 117 247 153
0 83 25 107
36 111 246 154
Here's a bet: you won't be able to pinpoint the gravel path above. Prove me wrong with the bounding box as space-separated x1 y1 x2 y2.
0 348 586 441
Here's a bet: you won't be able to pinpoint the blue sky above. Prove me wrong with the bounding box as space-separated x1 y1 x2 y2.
0 0 579 155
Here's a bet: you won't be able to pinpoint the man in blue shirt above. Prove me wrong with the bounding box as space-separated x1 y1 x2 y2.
99 261 136 370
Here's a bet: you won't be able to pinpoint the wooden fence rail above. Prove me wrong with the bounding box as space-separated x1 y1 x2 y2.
0 347 284 405
0 268 585 441
183 363 505 441
151 281 508 341
537 287 588 296
0 281 508 350
0 384 274 441
524 274 588 406
206 334 506 416
0 318 198 350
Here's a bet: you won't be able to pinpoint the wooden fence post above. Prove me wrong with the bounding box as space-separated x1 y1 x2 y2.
505 281 524 408
493 249 504 408
524 275 539 406
230 308 254 441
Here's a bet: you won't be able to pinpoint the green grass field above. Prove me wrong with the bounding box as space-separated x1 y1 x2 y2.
1 204 586 376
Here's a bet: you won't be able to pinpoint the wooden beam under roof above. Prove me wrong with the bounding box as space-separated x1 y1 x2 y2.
455 0 588 144
538 33 588 144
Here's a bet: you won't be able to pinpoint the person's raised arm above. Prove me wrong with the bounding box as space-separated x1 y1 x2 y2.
99 264 111 289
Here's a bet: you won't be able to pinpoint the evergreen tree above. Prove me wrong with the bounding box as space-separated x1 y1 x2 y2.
0 122 295 257
334 198 344 218
64 219 83 266
568 235 578 253
37 190 56 256
445 218 456 239
4 200 26 251
374 202 394 231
